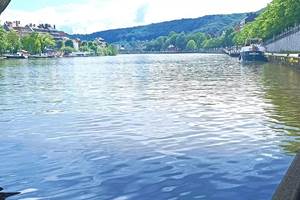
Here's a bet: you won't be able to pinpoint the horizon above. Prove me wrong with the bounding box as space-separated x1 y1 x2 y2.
1 0 272 34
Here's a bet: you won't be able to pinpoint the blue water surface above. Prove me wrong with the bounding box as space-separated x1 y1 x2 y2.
0 54 299 200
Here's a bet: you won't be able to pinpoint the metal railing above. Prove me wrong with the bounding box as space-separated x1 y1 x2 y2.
265 24 300 45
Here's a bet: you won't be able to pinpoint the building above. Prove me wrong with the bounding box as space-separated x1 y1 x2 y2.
235 13 258 32
0 0 10 15
95 37 107 48
4 21 34 37
4 21 68 40
30 23 67 40
72 39 81 51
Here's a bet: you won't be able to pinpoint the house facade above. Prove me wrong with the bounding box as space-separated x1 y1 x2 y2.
4 21 68 41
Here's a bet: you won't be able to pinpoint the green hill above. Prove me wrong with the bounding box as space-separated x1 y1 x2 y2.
71 13 247 43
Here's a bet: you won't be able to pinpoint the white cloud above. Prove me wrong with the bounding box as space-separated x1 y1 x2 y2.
0 0 272 34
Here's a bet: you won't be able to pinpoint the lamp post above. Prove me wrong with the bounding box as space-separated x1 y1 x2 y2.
0 0 11 15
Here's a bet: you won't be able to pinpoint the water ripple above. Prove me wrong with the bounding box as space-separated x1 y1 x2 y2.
0 54 299 199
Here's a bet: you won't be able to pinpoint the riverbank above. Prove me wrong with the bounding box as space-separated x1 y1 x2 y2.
266 53 300 67
119 49 223 54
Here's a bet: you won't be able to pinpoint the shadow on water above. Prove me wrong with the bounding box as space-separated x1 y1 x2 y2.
261 63 300 154
0 187 20 200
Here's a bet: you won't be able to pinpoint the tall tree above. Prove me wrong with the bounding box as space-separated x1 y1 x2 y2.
175 32 187 50
186 40 197 51
22 33 42 54
40 34 55 53
0 27 7 54
65 39 74 48
6 30 21 53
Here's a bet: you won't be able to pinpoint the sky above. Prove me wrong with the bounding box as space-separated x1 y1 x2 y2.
0 0 272 34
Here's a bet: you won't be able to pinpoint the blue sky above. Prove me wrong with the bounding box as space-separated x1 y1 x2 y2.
1 0 272 34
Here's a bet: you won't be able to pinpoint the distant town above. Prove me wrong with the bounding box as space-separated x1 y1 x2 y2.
0 21 118 59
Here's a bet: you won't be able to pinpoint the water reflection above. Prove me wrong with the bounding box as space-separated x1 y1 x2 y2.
0 55 298 200
261 63 300 154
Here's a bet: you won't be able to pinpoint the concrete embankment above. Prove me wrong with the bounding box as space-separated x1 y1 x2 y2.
265 25 300 53
266 53 300 67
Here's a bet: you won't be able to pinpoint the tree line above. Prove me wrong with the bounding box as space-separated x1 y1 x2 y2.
235 0 300 44
145 0 300 51
145 29 236 51
0 27 118 56
0 27 56 54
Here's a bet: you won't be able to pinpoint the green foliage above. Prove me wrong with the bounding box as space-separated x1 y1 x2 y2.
79 45 90 52
186 40 197 51
61 46 74 54
65 39 74 48
22 32 55 54
187 32 207 48
72 13 247 43
22 33 41 54
222 28 236 47
56 40 64 49
0 27 8 54
236 0 300 44
145 30 233 51
106 45 118 56
175 33 187 50
79 41 118 56
202 37 223 49
6 30 21 53
40 34 55 52
0 26 117 57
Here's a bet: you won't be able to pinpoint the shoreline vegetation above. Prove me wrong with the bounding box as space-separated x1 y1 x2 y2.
116 0 300 54
0 0 298 58
0 26 118 59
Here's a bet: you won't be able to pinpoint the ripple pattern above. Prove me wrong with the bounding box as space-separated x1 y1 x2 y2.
0 54 299 200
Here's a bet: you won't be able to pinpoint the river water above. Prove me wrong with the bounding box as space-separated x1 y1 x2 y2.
1 54 300 200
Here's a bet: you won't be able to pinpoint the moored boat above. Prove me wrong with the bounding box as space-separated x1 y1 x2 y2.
29 53 50 59
5 50 29 59
223 47 240 57
239 39 268 62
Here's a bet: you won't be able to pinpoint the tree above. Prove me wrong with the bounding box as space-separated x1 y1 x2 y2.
79 45 90 52
0 27 8 54
186 40 197 51
40 34 55 52
202 37 223 49
222 28 235 47
56 40 64 49
88 42 98 54
107 45 118 56
6 30 21 53
61 46 74 54
188 32 207 49
22 33 42 54
175 32 187 50
236 0 300 43
168 32 178 46
65 39 74 48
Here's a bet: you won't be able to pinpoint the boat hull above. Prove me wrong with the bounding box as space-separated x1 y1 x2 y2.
240 51 268 62
6 55 28 59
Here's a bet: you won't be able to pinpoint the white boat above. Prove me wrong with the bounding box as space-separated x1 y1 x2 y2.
5 51 29 59
239 39 268 62
29 53 50 59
